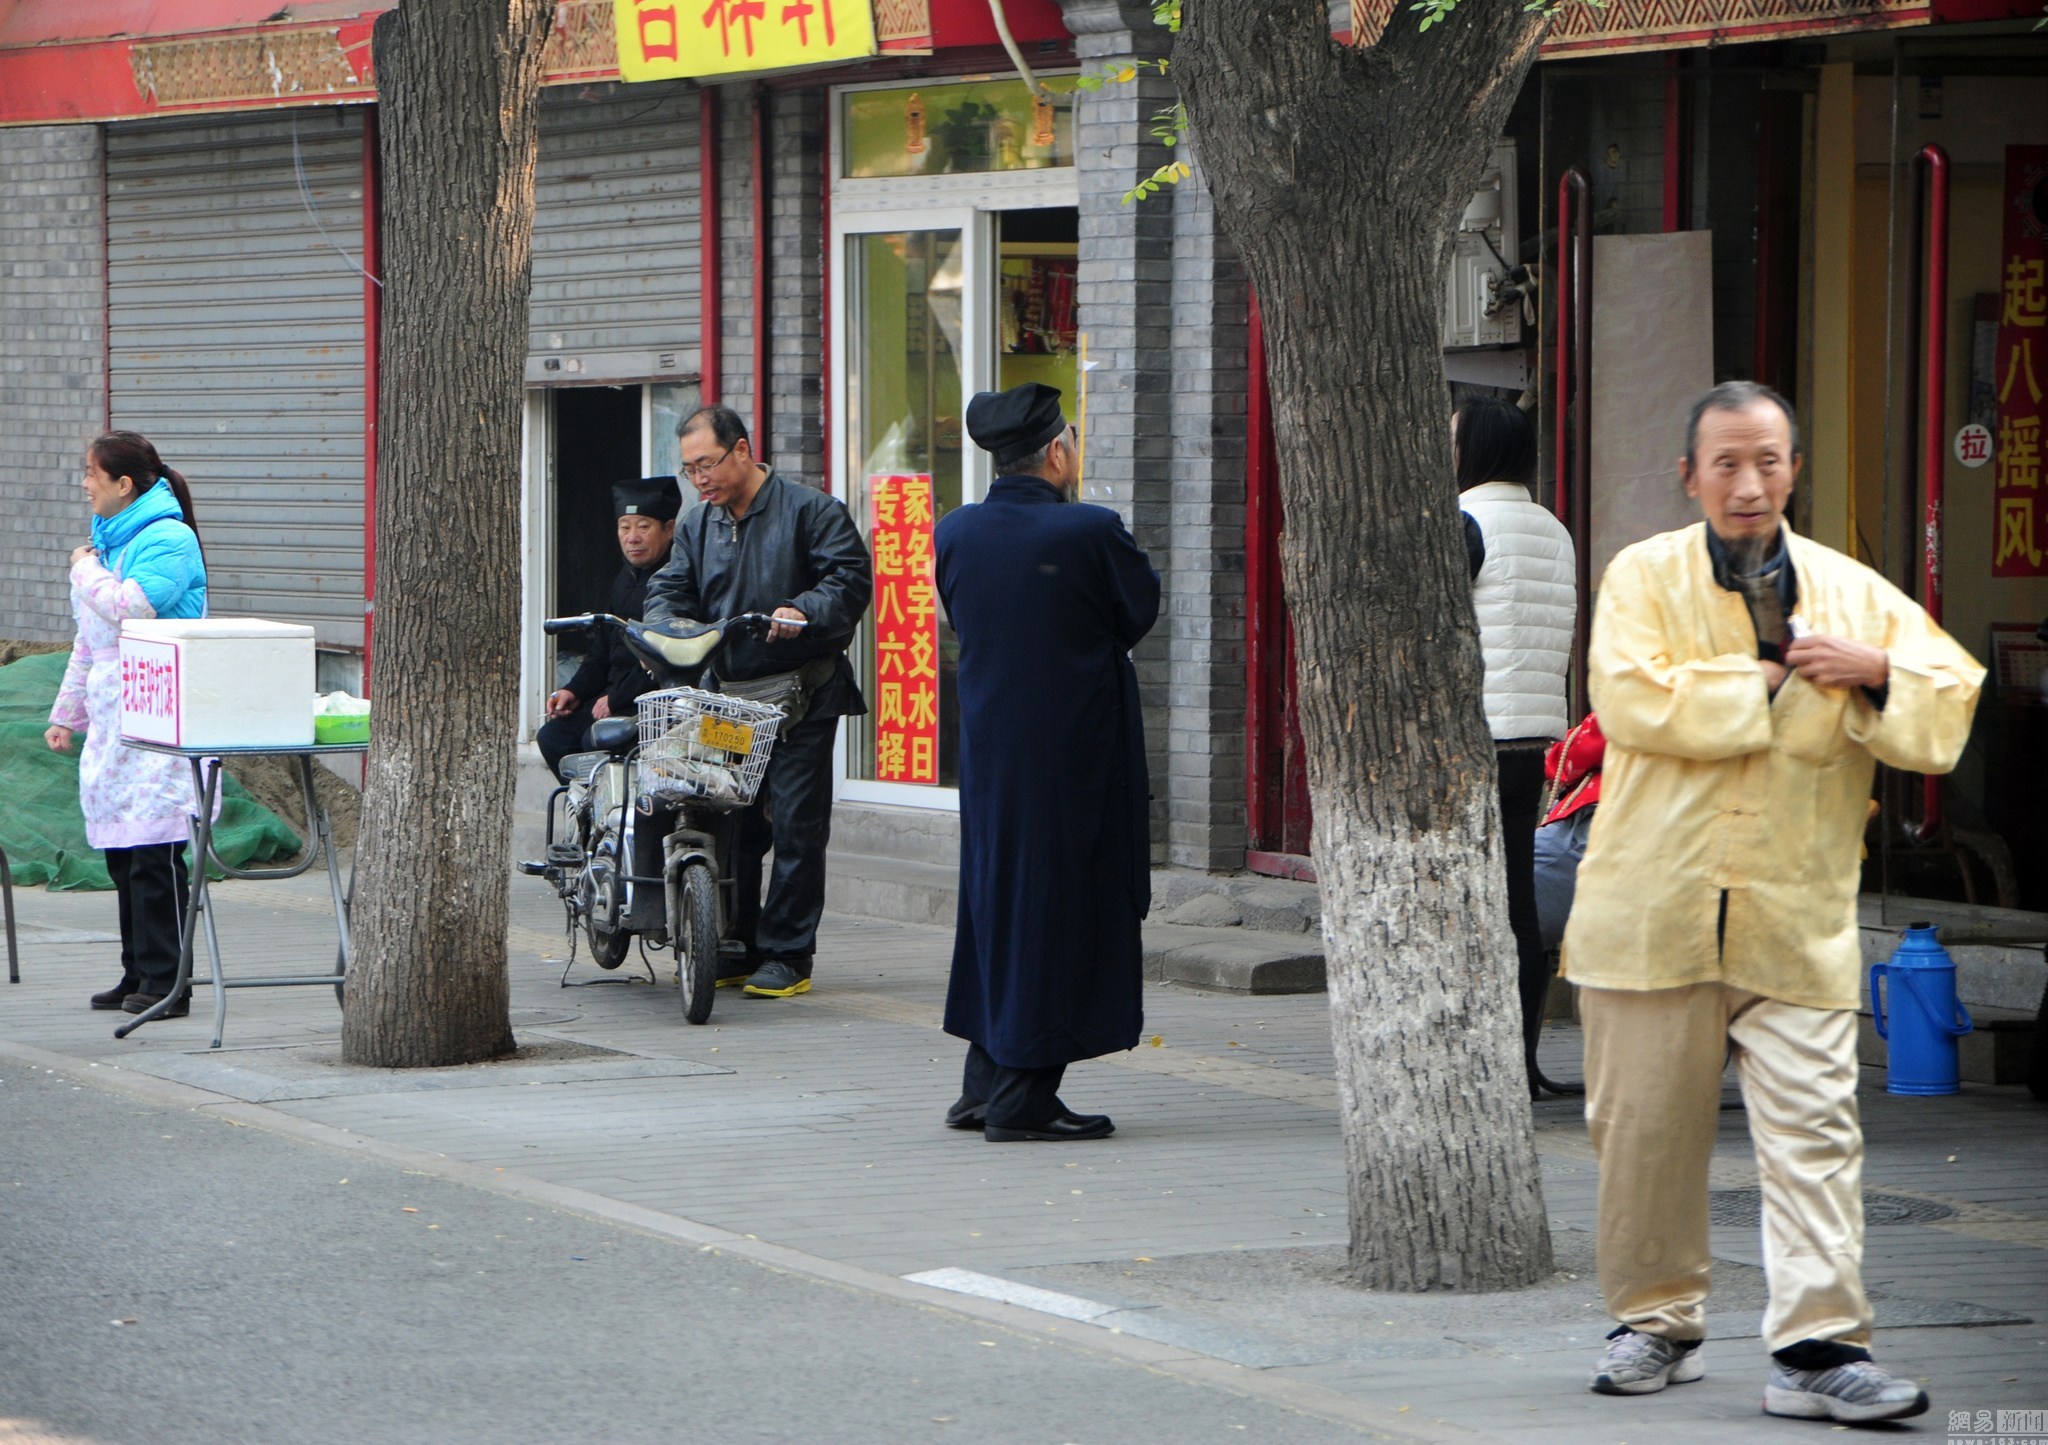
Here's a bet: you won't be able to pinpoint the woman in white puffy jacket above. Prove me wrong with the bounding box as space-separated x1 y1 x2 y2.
1455 396 1577 1097
44 431 208 1019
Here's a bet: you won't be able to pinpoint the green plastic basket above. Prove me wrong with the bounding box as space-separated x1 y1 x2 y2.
314 713 370 745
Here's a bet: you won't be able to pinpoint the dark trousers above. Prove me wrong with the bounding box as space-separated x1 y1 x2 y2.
1496 744 1551 1076
1490 736 1548 1072
537 701 599 778
962 1042 1066 1130
105 842 189 996
729 712 839 970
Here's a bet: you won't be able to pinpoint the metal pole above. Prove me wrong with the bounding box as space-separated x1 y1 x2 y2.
1906 144 1950 844
1554 167 1594 714
1 846 18 984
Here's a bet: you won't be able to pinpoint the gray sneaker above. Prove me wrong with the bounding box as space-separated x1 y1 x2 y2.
1764 1359 1929 1423
1589 1329 1706 1395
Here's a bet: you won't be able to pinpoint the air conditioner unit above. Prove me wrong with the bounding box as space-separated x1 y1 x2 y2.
1443 140 1521 352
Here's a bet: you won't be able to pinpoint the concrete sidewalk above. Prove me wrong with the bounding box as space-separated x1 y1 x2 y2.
2 867 2043 1443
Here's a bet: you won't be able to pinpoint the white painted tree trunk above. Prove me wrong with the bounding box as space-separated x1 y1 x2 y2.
1179 0 1555 1290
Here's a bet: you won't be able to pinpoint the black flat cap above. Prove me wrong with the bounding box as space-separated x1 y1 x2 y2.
966 383 1065 461
612 475 682 522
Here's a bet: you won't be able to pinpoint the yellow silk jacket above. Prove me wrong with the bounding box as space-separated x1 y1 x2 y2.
1561 524 1984 1010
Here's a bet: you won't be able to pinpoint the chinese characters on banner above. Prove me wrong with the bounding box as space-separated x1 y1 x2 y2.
1994 145 2048 577
870 474 940 785
614 0 877 82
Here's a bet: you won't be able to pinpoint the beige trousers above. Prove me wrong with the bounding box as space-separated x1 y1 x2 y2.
1582 982 1874 1352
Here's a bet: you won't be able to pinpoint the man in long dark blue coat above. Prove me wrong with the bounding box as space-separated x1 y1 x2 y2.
936 383 1160 1142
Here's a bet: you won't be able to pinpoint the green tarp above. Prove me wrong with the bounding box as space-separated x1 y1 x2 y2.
0 652 302 890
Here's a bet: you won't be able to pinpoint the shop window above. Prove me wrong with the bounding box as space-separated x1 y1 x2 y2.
838 207 1081 796
998 206 1078 402
842 76 1075 179
844 229 967 788
648 380 701 478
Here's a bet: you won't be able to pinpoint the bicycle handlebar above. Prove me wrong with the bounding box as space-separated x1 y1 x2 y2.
542 612 807 636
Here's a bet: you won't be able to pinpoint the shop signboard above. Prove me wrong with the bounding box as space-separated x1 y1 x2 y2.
1348 0 1930 55
869 473 940 785
615 0 877 81
1995 145 2048 578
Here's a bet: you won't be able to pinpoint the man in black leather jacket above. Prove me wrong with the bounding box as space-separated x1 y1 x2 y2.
644 404 872 998
537 475 680 777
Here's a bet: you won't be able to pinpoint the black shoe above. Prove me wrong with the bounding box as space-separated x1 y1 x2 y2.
985 1108 1114 1142
945 1096 987 1130
742 960 812 998
91 982 139 1011
716 955 757 989
121 991 190 1018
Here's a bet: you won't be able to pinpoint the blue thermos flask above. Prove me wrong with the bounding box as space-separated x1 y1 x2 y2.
1869 924 1974 1096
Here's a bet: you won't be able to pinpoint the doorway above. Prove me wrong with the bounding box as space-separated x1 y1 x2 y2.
552 385 643 682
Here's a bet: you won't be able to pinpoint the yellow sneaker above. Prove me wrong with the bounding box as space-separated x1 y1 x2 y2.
741 960 812 998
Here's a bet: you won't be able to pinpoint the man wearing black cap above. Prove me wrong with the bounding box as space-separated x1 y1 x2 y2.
936 382 1160 1141
537 475 681 777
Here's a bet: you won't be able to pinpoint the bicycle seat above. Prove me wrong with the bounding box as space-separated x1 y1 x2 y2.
622 619 728 689
626 619 724 668
588 717 638 756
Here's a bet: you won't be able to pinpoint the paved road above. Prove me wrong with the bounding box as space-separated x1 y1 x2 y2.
0 1061 1366 1445
5 871 2044 1443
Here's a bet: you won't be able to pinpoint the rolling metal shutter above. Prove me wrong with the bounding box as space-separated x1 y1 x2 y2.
106 108 366 650
528 82 701 386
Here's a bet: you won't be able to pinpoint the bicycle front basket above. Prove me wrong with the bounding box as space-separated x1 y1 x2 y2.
636 686 784 809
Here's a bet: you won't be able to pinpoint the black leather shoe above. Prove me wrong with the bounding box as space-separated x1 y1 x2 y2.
91 983 138 1011
121 991 191 1018
945 1096 986 1130
985 1109 1114 1142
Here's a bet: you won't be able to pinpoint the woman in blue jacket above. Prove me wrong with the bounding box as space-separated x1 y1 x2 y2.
43 431 208 1017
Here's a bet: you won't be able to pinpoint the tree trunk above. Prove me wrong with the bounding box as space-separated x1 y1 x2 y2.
1177 0 1554 1291
342 0 552 1068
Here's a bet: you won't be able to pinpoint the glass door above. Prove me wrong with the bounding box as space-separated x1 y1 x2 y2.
835 209 987 804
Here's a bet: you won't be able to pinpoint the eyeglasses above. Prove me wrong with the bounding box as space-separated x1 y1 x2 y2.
679 440 737 479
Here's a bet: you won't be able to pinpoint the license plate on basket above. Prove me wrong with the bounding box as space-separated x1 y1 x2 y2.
699 716 754 755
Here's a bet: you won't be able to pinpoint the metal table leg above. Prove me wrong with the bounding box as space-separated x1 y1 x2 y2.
1 845 18 984
299 755 352 1005
116 757 222 1041
111 749 354 1048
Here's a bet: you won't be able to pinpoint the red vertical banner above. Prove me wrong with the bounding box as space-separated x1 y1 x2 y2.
870 474 940 784
1994 145 2048 577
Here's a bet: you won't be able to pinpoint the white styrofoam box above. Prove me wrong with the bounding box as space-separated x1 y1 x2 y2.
120 618 316 750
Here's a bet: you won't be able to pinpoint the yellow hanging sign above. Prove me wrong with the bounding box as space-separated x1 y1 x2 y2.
615 0 877 81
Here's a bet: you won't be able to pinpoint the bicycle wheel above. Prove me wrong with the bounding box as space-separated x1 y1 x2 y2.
580 831 632 970
677 860 720 1024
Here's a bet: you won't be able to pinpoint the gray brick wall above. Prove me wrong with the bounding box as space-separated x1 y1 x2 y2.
1060 0 1186 867
714 81 757 425
1165 174 1249 871
767 87 825 490
0 125 105 644
704 83 823 489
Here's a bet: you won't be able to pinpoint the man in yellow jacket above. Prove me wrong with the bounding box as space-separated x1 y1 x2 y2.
1564 382 1983 1424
